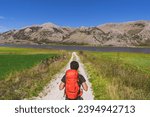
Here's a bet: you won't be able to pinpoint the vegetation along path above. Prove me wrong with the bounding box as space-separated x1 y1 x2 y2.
36 52 94 100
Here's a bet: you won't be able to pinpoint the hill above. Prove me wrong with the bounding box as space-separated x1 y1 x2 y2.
0 20 150 47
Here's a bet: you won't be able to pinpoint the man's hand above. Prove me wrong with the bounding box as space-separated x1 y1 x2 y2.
59 82 65 90
82 82 88 91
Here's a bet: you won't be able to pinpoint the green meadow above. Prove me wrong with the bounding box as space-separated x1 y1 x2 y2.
79 51 150 100
1 46 150 100
0 54 56 80
0 47 58 80
0 47 57 54
0 47 70 99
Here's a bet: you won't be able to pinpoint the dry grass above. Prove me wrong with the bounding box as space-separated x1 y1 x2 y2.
79 51 150 100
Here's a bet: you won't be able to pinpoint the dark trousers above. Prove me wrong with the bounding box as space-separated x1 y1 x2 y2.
65 96 83 100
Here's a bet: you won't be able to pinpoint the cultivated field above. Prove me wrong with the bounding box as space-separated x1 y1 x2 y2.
0 47 70 99
79 51 150 100
1 46 150 100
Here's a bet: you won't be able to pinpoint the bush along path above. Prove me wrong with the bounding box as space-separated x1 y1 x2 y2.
36 52 94 100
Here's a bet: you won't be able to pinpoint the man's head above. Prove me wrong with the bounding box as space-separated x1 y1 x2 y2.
70 61 79 70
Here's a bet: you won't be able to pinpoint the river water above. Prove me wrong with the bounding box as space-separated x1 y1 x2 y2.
0 44 150 54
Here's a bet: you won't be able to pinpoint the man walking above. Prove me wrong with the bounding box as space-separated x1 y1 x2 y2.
59 61 88 100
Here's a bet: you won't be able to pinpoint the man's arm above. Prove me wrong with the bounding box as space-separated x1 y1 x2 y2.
82 82 88 91
59 82 65 90
59 75 65 90
79 74 88 91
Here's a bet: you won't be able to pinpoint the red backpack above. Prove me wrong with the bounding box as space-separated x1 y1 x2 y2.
65 69 80 99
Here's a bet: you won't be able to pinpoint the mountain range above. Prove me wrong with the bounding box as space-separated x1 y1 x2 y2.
0 20 150 47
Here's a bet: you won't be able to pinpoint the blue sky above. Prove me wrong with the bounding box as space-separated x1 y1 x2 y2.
0 0 150 32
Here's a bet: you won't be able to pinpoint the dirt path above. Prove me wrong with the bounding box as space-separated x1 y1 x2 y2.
36 52 94 100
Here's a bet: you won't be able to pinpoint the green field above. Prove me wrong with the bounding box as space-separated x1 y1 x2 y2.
0 54 56 80
1 46 150 100
79 51 150 100
0 47 70 99
0 47 59 80
88 52 150 73
0 47 57 54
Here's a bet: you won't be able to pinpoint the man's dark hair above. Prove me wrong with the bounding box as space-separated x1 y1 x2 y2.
70 61 79 70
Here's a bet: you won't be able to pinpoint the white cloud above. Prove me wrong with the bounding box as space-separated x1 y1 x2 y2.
0 16 5 20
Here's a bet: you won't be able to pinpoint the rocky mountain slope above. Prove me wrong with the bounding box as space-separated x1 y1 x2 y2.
0 20 150 47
